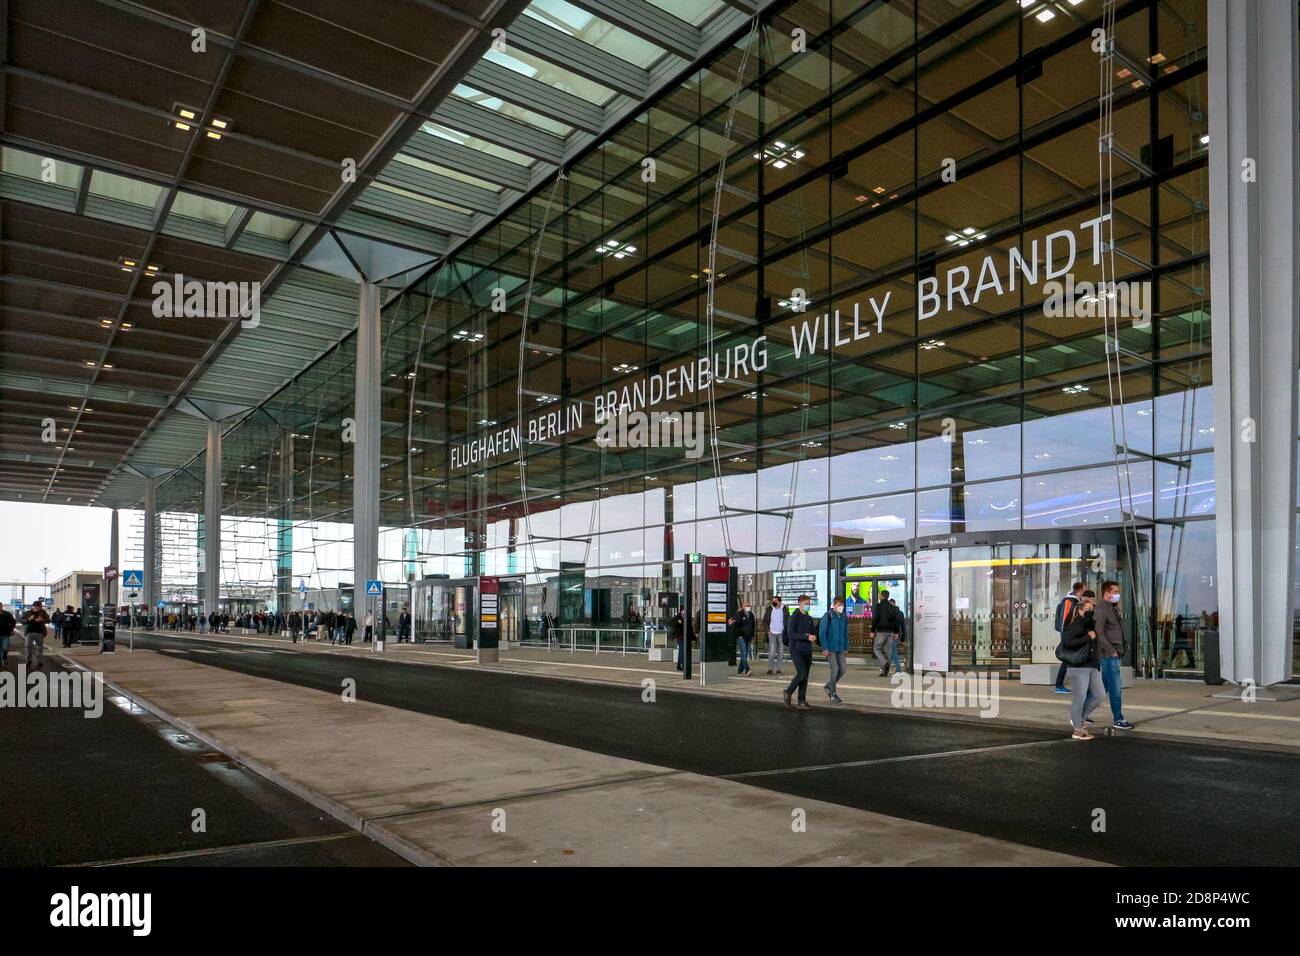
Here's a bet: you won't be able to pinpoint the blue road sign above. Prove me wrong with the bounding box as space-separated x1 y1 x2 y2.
298 581 307 594
365 580 383 596
122 570 144 588
157 601 165 609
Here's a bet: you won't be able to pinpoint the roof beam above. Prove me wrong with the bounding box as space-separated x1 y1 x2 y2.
507 16 648 98
375 159 500 215
353 186 474 234
431 97 566 163
400 133 531 191
464 60 605 133
566 0 700 59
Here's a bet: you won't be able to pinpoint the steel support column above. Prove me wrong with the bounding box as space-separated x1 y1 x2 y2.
352 281 381 592
204 419 223 617
143 477 157 613
1208 0 1299 686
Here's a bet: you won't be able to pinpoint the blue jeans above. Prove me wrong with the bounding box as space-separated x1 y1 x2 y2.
1100 656 1125 721
737 637 752 673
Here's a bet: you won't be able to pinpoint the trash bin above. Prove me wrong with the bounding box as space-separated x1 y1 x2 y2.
1201 628 1223 684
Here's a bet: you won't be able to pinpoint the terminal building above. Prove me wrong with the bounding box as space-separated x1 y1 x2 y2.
1 0 1296 686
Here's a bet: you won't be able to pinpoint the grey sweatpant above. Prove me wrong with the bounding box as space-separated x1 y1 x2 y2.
1068 666 1105 729
872 632 897 670
767 632 784 671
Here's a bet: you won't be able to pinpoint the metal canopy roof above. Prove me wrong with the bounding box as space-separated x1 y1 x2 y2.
0 0 753 511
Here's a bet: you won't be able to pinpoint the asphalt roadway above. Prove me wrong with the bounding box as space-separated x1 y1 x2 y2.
101 630 1300 867
0 651 404 867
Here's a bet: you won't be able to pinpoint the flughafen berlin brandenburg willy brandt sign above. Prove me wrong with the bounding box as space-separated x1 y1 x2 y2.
449 213 1116 471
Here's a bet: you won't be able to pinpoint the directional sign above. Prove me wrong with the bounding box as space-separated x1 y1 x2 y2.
298 581 307 594
365 580 383 596
122 570 144 588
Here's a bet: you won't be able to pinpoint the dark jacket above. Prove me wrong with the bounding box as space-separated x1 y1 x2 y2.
0 609 15 637
1094 599 1124 659
872 601 902 634
23 607 49 634
764 604 790 638
1061 610 1100 667
787 608 818 647
733 609 755 639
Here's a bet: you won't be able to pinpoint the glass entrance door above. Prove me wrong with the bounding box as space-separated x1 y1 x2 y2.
949 540 1123 672
839 552 909 658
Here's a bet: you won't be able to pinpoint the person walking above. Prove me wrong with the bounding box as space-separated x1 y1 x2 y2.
1095 580 1134 731
782 595 818 710
0 601 16 666
362 609 375 644
871 589 902 676
1052 581 1085 695
731 600 756 676
1059 591 1105 740
398 605 412 643
819 596 850 703
765 596 789 675
670 608 685 670
344 612 358 646
22 599 50 670
66 607 81 646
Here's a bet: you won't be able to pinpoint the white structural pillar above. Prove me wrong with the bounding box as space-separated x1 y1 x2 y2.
1208 0 1299 687
352 280 381 592
108 508 119 604
204 419 223 617
143 477 158 613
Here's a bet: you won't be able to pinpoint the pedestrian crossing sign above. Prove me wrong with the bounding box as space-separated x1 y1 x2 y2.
365 580 383 596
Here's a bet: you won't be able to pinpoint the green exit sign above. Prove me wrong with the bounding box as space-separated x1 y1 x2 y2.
689 552 701 564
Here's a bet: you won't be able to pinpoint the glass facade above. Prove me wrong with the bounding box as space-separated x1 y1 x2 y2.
146 0 1223 672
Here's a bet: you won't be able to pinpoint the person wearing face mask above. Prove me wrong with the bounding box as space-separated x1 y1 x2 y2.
765 595 789 675
731 601 756 676
1094 580 1133 730
782 594 818 709
1059 590 1105 739
819 596 849 703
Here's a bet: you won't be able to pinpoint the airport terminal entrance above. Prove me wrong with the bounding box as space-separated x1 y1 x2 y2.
839 530 1142 673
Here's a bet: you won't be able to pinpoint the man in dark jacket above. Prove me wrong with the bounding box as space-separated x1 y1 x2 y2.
872 589 902 676
1094 580 1133 730
398 606 412 643
0 601 16 665
731 601 756 676
782 595 819 709
23 600 50 669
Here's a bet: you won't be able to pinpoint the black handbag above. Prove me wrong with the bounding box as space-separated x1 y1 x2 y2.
1055 640 1090 667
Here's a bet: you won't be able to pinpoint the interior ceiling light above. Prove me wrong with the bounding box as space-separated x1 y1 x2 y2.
690 267 725 279
1035 7 1055 21
945 226 986 247
920 339 946 350
753 140 805 169
872 185 886 194
1062 384 1090 394
452 329 484 341
854 194 869 202
612 363 639 374
597 239 636 260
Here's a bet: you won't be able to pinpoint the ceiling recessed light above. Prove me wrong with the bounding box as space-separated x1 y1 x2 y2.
1035 7 1055 21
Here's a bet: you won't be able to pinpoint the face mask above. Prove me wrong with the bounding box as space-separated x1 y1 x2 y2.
800 605 809 613
1108 593 1121 604
743 607 750 613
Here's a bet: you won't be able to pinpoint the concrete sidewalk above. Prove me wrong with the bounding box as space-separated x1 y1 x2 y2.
56 642 1098 867
131 627 1300 753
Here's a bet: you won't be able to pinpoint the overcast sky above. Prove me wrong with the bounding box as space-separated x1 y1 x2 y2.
0 502 129 599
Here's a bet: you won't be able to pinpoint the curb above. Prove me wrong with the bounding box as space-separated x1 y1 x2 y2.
56 651 451 867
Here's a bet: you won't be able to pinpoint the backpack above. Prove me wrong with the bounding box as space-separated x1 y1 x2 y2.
1054 595 1078 633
